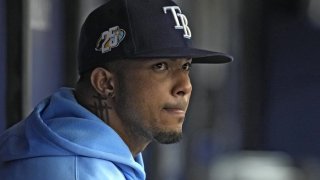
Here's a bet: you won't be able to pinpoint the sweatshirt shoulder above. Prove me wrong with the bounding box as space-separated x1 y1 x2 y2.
0 156 126 180
77 156 126 180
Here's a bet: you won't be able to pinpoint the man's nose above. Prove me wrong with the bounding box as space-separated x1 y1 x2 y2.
172 72 192 97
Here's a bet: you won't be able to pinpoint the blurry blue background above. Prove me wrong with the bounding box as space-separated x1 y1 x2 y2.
1 0 320 179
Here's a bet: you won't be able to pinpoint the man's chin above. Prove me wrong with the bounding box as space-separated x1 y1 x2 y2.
153 131 183 144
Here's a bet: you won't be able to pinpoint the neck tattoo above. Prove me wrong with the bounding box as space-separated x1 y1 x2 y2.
90 93 112 124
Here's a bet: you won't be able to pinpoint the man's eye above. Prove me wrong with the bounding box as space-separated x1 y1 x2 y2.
152 62 168 71
182 62 192 71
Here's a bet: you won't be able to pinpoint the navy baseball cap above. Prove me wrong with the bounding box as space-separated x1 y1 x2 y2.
78 0 233 74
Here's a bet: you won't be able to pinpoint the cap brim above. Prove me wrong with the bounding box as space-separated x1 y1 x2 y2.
131 47 233 64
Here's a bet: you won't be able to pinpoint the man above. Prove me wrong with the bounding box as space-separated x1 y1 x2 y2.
0 0 232 179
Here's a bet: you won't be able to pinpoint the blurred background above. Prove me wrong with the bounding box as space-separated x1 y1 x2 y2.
1 0 320 179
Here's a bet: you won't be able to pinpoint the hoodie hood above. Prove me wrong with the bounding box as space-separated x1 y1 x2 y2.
0 88 145 179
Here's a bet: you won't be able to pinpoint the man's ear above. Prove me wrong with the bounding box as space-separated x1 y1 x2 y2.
90 67 115 96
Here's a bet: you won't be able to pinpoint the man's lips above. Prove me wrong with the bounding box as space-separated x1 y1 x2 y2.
163 108 186 115
162 103 187 117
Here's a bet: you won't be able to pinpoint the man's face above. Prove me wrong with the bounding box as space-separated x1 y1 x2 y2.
113 58 192 144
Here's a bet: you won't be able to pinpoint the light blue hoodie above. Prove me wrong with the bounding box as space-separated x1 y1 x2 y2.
0 88 145 180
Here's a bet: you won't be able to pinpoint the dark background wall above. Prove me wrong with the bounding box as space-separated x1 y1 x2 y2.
263 0 320 159
0 0 6 132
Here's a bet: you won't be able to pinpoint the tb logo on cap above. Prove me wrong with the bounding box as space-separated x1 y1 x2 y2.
163 6 192 39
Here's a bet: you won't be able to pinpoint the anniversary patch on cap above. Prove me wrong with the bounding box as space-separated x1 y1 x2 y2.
78 0 233 74
95 26 126 53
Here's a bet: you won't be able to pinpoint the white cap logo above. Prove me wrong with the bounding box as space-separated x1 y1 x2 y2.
163 6 192 39
95 26 126 53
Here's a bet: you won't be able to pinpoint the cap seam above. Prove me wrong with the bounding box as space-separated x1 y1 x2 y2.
124 0 136 53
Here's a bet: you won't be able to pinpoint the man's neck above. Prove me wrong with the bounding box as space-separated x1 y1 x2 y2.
107 111 151 157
